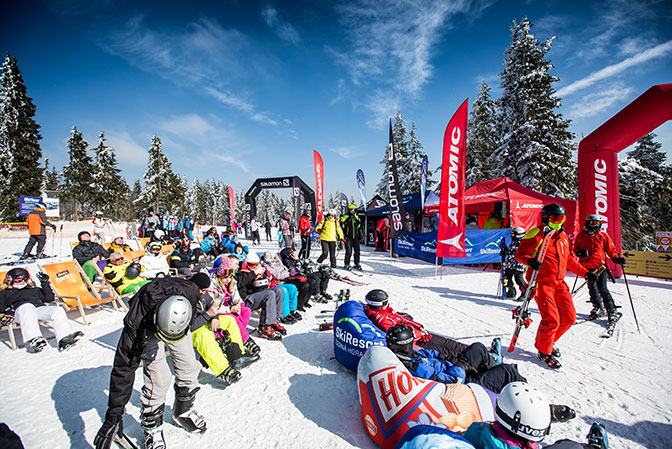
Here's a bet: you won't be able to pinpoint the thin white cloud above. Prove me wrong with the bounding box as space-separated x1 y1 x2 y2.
330 146 358 159
566 83 634 119
261 5 300 44
205 87 254 113
204 151 250 173
105 130 148 167
557 40 672 97
160 114 214 136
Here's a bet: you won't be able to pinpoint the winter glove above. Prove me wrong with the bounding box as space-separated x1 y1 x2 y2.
93 412 123 449
36 272 49 282
499 248 506 258
612 257 626 265
585 270 598 283
0 314 14 326
527 258 542 270
50 224 57 230
575 249 588 258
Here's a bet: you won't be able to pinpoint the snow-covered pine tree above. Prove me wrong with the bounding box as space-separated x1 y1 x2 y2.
129 180 143 219
488 17 576 198
137 135 183 214
466 80 499 187
234 190 246 223
628 132 666 173
61 126 94 219
405 122 434 193
187 178 206 221
91 131 129 218
0 53 43 220
43 157 60 191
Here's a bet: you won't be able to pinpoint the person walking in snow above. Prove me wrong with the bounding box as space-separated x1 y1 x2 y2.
278 211 294 249
341 204 363 270
315 209 344 269
264 220 272 242
515 203 595 370
21 202 56 259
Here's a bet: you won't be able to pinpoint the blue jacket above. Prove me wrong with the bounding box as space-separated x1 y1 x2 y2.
463 422 524 449
200 236 216 253
403 348 466 384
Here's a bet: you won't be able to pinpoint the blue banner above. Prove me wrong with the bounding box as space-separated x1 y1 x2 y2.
394 228 511 264
19 195 42 216
356 169 366 205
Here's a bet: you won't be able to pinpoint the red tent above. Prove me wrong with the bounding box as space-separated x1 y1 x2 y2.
424 177 579 237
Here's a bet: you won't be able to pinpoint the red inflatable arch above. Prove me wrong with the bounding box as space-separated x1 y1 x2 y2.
578 83 672 276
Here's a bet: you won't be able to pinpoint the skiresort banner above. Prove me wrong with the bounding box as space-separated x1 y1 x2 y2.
313 150 324 223
394 228 510 264
437 99 468 258
19 195 60 218
387 120 408 239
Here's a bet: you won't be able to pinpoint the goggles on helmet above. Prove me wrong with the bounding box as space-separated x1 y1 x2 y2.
217 268 236 278
547 215 566 225
9 274 29 284
586 219 601 228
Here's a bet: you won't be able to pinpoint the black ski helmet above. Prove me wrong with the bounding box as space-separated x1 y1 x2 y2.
77 231 91 242
365 289 389 308
125 263 141 280
386 324 415 356
584 214 602 235
540 203 565 224
511 227 526 240
6 267 30 284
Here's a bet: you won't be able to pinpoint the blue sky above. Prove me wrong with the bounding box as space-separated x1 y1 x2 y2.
2 0 671 201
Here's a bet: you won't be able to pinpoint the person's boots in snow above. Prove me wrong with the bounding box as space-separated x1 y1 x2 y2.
258 324 282 341
219 366 241 386
489 337 503 365
28 337 47 353
550 404 576 423
141 405 166 449
589 307 606 321
538 351 562 370
586 422 609 449
58 331 84 352
172 386 206 433
551 346 561 358
243 337 261 355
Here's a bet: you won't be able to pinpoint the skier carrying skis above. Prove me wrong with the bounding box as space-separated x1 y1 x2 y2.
503 227 528 300
21 202 56 259
573 214 626 324
515 203 596 370
341 204 363 270
93 277 208 449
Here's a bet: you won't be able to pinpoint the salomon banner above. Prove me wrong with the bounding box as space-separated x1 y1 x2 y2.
228 186 235 229
437 99 468 258
387 120 408 238
420 155 428 211
340 192 349 215
395 229 510 264
313 150 324 223
356 169 366 205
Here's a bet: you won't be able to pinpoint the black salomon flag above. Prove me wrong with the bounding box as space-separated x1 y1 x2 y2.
387 120 408 238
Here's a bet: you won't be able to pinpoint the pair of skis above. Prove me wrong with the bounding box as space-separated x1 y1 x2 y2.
329 270 368 286
319 288 351 329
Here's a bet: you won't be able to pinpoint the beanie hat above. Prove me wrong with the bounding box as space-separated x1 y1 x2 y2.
190 272 211 289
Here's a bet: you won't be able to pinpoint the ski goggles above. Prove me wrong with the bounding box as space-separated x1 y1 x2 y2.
586 219 601 228
217 268 236 278
547 215 566 225
8 274 29 284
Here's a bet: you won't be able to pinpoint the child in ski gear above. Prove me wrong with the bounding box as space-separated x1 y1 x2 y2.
170 239 204 275
109 236 133 253
233 243 248 262
189 273 259 386
72 231 111 282
93 278 207 449
298 210 314 259
463 382 609 449
341 204 363 270
21 202 56 259
263 250 311 313
573 215 625 323
92 211 110 243
200 230 223 257
316 209 344 268
504 227 528 299
140 242 171 279
0 268 83 353
278 211 294 249
103 252 150 295
515 203 593 370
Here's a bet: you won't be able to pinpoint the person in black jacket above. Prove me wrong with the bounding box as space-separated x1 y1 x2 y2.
72 231 110 282
340 204 363 270
169 240 204 276
279 247 332 303
0 267 83 352
93 277 207 449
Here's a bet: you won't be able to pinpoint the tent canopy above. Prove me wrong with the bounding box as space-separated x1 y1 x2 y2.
424 177 579 236
366 191 440 217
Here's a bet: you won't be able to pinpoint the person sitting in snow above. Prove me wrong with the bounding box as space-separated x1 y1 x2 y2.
262 250 312 313
140 242 171 279
0 267 83 353
188 273 259 386
72 231 111 282
109 236 133 253
170 240 204 276
279 246 332 304
200 230 224 257
233 243 248 262
258 251 301 325
103 252 150 295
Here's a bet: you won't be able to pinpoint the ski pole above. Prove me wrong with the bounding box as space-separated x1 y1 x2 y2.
58 224 64 256
620 260 640 333
50 226 56 256
570 273 579 295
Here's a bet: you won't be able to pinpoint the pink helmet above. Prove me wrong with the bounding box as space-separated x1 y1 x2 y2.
216 256 239 275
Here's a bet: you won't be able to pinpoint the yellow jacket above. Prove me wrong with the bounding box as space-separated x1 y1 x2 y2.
103 262 146 293
315 217 344 242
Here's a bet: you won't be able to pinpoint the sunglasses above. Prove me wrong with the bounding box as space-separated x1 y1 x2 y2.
10 276 28 284
587 220 601 227
111 257 124 263
548 215 566 224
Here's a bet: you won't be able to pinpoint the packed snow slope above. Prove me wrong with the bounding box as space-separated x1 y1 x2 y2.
0 222 670 448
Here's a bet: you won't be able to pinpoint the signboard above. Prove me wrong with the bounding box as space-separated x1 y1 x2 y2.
655 231 672 252
622 250 672 280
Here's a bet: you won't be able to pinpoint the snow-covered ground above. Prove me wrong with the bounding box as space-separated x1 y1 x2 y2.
1 222 671 448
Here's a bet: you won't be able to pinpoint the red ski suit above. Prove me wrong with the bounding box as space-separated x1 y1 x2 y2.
299 215 313 237
573 231 618 270
363 304 432 343
516 226 588 355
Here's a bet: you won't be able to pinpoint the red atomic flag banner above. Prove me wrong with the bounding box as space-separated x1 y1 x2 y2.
228 185 235 229
437 99 468 258
313 150 324 223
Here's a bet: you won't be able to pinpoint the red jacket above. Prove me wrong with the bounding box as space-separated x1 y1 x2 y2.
573 231 618 270
363 304 431 343
299 216 313 236
515 226 587 284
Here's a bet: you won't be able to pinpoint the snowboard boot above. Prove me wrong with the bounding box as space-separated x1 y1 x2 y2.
172 386 207 433
219 366 242 386
258 324 283 341
231 352 260 371
489 337 503 365
588 307 606 321
58 331 84 352
550 404 576 423
586 422 609 449
279 314 297 325
538 351 562 370
271 322 287 335
291 310 303 321
551 346 561 358
141 405 166 449
28 337 47 353
243 337 261 355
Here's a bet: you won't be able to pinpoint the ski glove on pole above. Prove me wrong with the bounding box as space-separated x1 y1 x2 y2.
585 271 598 283
527 258 542 270
612 257 626 265
93 412 123 449
575 249 588 258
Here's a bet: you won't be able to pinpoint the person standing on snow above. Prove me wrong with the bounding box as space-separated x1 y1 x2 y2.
264 220 272 242
315 209 344 269
340 204 363 270
503 227 528 300
21 202 56 259
573 215 626 323
278 211 294 249
298 209 314 260
93 211 111 243
250 217 261 245
515 203 595 370
141 209 161 240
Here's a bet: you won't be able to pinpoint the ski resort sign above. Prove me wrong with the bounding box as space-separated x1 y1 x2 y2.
622 250 672 280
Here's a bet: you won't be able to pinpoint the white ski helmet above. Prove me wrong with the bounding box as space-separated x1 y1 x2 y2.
511 227 526 239
154 229 165 239
154 295 193 343
246 251 260 265
328 209 337 216
495 382 551 442
95 211 103 216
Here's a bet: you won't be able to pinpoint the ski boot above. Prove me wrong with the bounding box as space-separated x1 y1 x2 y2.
344 265 352 271
232 351 260 370
172 386 207 433
291 310 303 321
321 292 333 301
58 331 84 352
489 337 503 365
607 310 622 325
586 422 609 449
271 322 287 336
537 351 562 370
219 366 241 386
141 405 166 449
243 337 261 355
506 286 517 299
258 324 282 341
279 314 297 325
551 346 561 358
550 404 576 423
354 264 363 271
28 337 47 353
588 307 606 321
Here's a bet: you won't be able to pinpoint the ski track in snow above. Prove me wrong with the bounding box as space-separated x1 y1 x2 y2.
0 222 671 448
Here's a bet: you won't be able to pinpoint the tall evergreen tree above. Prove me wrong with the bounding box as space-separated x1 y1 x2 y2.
136 135 182 214
488 18 576 197
43 157 60 192
91 131 128 218
129 180 143 219
466 80 499 187
61 126 94 219
0 53 43 220
405 123 434 194
628 132 666 172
